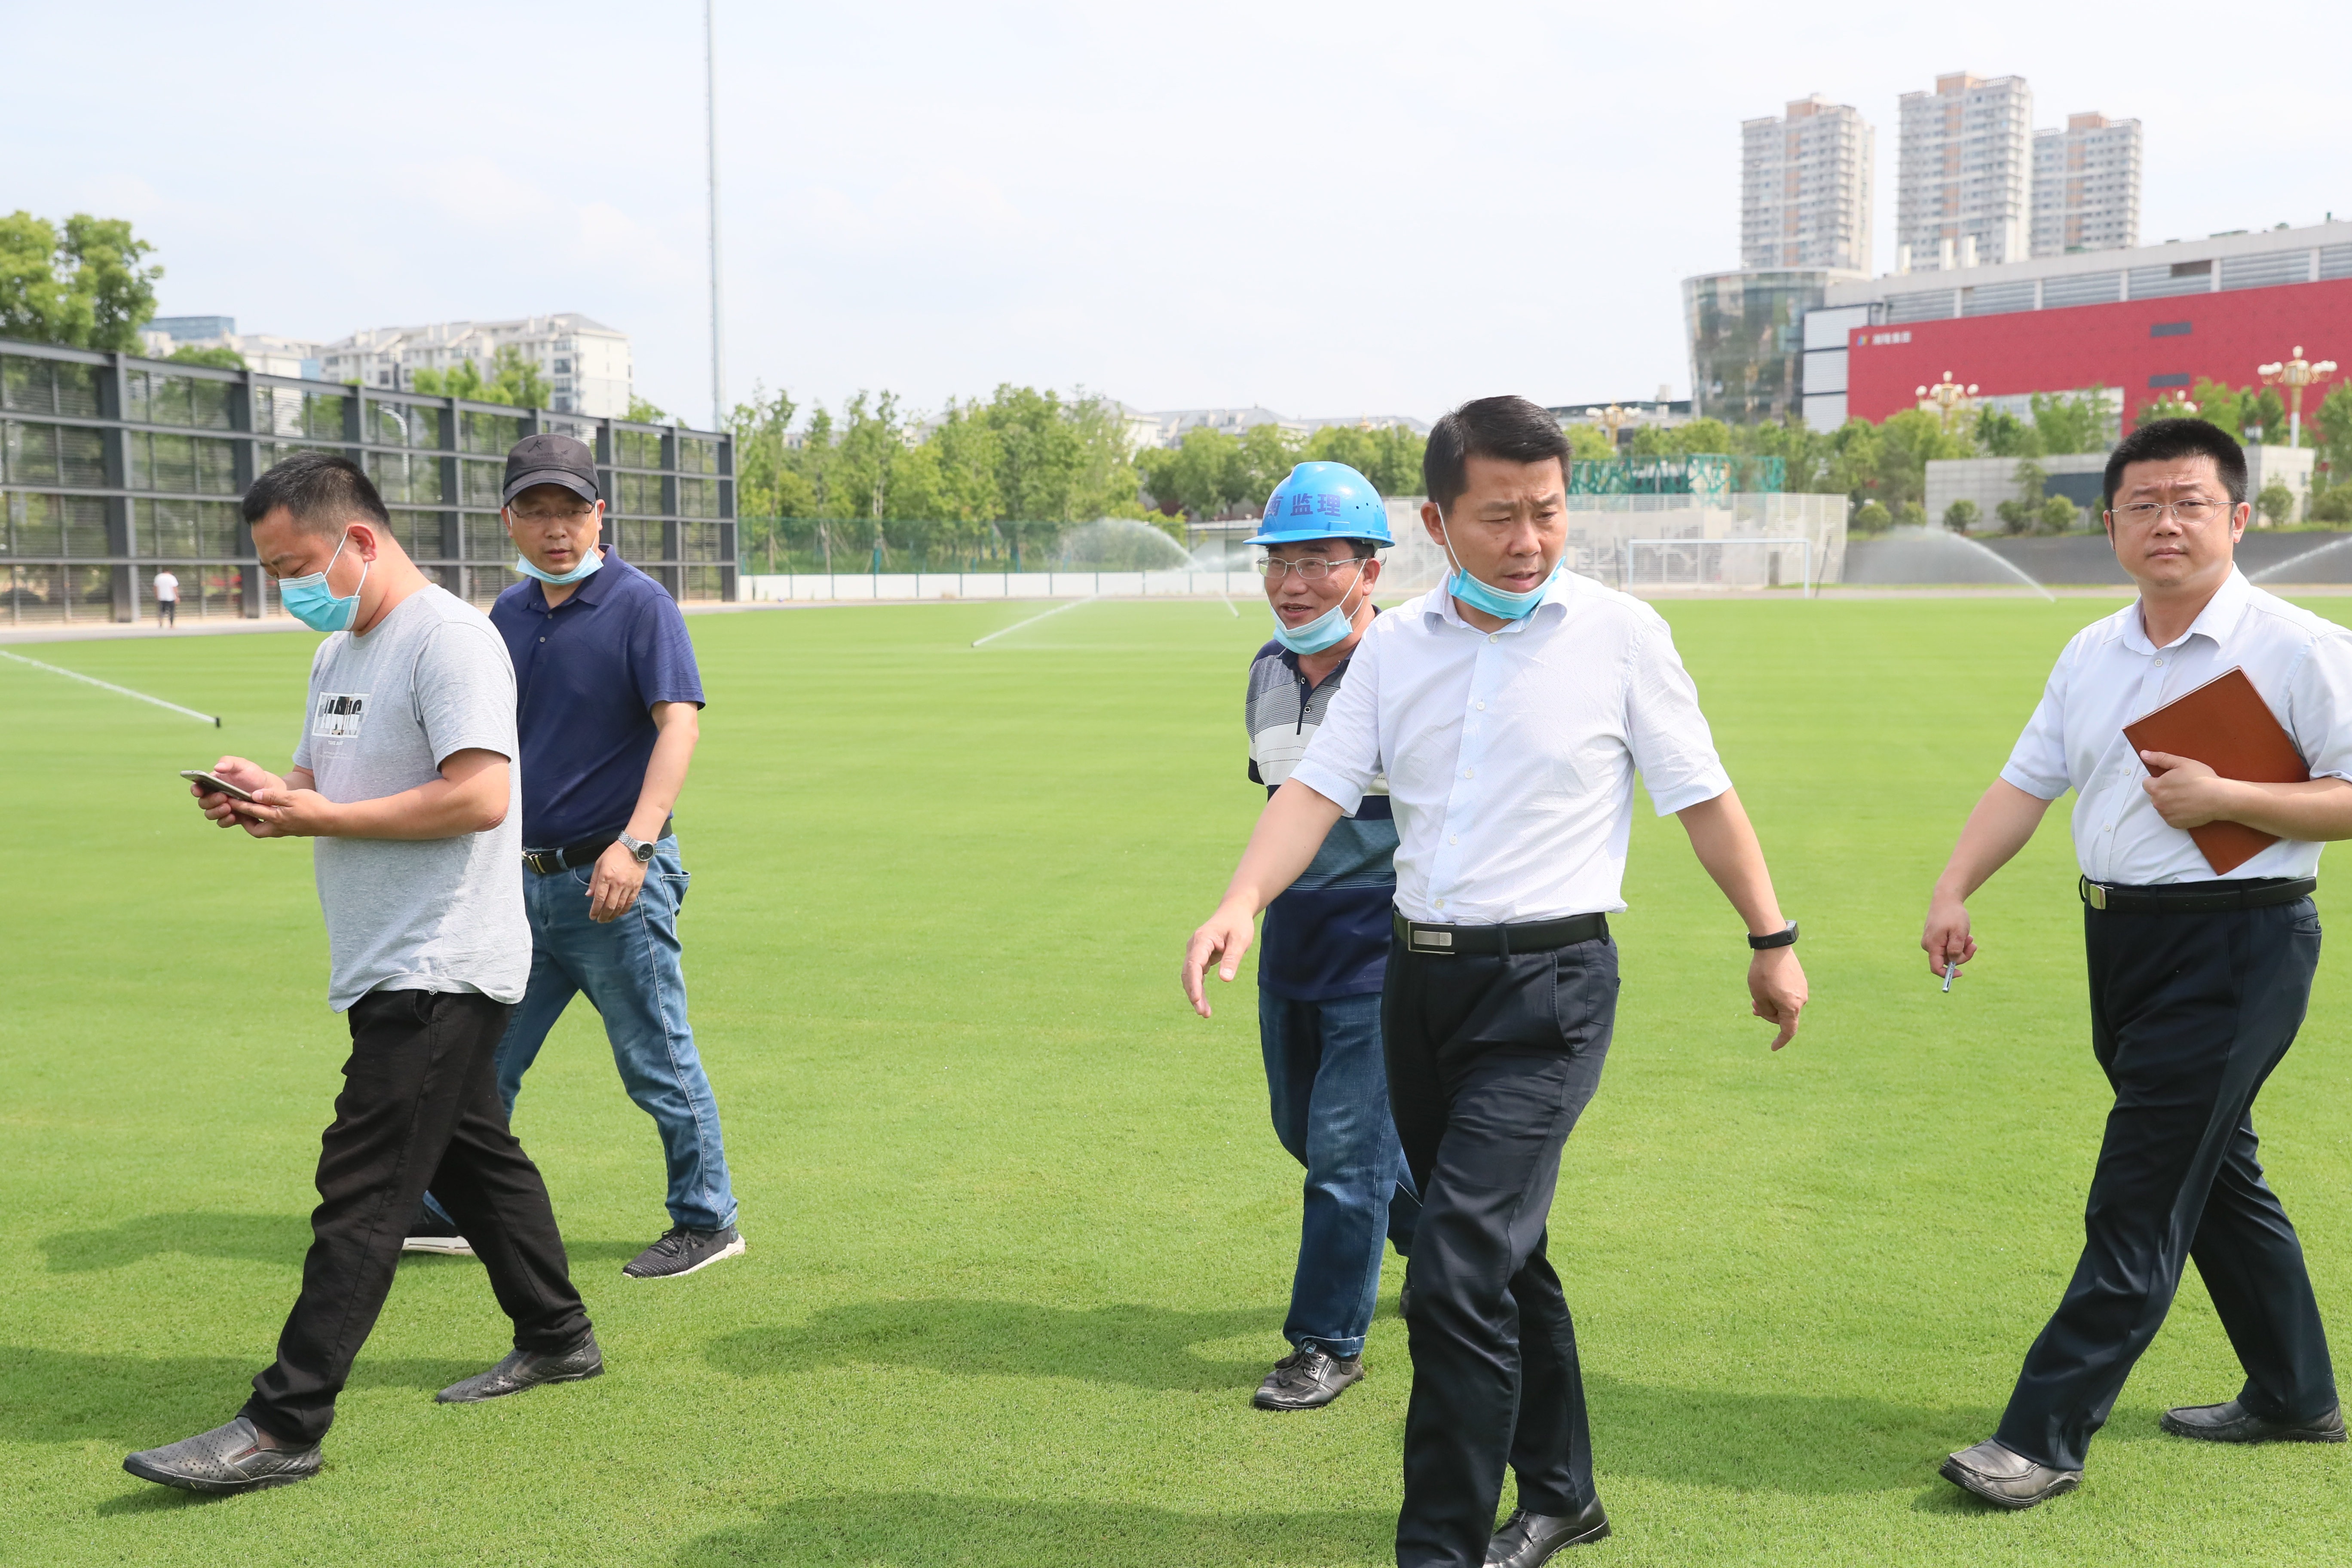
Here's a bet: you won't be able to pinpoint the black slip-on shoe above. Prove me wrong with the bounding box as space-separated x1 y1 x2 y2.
401 1206 474 1258
623 1223 745 1280
122 1417 322 1494
436 1331 603 1403
1252 1348 1363 1411
1939 1437 2080 1509
1485 1501 1610 1565
2160 1398 2347 1444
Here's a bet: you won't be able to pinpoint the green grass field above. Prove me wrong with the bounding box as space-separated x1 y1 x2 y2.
5 591 2351 1566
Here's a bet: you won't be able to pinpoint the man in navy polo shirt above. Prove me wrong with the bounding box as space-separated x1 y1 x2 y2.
1238 462 1417 1412
412 433 742 1281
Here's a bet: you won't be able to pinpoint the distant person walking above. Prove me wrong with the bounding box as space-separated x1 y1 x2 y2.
153 568 178 628
1237 462 1417 1413
1925 418 2349 1510
410 434 740 1281
129 452 598 1496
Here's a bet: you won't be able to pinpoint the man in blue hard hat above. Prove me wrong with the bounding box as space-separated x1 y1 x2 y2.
1237 461 1419 1412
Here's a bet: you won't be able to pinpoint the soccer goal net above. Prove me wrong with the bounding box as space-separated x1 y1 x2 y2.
1620 537 1815 597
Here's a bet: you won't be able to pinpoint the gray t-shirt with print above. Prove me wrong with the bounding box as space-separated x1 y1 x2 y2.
291 584 528 1011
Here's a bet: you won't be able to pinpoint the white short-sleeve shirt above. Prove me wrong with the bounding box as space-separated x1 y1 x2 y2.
2001 567 2352 884
1289 569 1732 924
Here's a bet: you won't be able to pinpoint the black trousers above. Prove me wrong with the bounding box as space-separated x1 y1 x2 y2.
243 989 591 1445
1995 898 2337 1471
1383 937 1617 1568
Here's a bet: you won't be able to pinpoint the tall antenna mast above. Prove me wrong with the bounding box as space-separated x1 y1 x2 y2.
705 0 726 432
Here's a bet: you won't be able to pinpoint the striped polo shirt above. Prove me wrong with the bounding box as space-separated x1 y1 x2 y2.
1246 630 1398 1001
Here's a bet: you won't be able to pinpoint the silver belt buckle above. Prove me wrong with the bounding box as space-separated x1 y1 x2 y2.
2083 878 2109 911
524 848 558 876
1407 922 1456 955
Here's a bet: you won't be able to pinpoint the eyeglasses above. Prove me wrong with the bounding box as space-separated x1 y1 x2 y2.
510 506 597 527
2109 499 2233 526
1256 556 1364 582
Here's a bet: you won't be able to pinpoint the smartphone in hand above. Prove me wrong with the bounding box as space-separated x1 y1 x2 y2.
181 768 258 803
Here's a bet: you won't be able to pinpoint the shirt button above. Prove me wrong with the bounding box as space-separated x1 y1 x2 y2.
1475 701 1486 710
1487 634 1498 643
2155 658 2165 667
538 636 546 643
1449 834 1459 844
1462 767 1475 779
2104 823 2114 831
1435 898 1446 909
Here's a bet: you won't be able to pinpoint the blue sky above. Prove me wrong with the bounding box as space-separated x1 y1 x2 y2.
15 0 2342 427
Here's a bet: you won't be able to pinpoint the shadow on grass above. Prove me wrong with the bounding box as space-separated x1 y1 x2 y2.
0 1346 481 1446
705 1298 1283 1393
41 1212 310 1272
1585 1372 2004 1495
677 1491 1391 1567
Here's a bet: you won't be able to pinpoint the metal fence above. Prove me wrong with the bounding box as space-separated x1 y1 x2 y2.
0 336 734 628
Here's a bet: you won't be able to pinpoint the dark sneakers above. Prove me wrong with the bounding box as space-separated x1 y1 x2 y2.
623 1222 745 1280
1939 1437 2082 1509
1485 1502 1611 1565
401 1207 474 1258
2161 1398 2348 1444
1253 1348 1364 1411
436 1331 604 1403
122 1418 323 1494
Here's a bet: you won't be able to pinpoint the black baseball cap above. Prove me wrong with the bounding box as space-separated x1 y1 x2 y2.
502 433 599 506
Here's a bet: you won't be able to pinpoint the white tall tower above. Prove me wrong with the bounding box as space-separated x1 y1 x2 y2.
1741 94 1874 275
1896 71 2032 272
2031 112 2142 257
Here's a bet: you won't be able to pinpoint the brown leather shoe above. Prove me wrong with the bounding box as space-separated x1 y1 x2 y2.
2160 1399 2346 1444
1939 1438 2080 1509
1485 1501 1610 1565
1251 1348 1362 1411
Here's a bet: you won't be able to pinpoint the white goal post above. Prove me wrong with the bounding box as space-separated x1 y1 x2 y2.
1620 537 1816 598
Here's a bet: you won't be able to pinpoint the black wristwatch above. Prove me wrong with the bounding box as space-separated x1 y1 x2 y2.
1747 921 1798 950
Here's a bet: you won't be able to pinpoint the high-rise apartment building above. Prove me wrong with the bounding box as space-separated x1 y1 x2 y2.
317 313 632 416
2030 112 2142 257
1896 71 2033 272
1740 95 1874 274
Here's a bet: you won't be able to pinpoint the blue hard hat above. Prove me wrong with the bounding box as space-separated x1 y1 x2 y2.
1244 461 1392 547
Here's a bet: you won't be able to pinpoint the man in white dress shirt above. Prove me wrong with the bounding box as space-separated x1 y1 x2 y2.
1925 417 2350 1510
1183 395 1807 1568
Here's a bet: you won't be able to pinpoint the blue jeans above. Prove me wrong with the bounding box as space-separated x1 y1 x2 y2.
1260 988 1419 1359
436 836 736 1233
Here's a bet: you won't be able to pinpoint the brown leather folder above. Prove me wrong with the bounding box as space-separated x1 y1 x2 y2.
2121 665 2309 875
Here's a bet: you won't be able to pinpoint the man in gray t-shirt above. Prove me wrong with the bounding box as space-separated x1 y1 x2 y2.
124 453 599 1498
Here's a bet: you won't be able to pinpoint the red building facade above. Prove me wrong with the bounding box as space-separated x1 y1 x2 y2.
1844 276 2352 432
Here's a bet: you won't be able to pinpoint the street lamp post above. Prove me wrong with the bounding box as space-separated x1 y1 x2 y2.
2257 346 2338 448
1916 371 1979 433
1593 403 1631 450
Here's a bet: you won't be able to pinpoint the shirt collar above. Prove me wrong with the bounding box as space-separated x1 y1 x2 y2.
2121 565 2253 654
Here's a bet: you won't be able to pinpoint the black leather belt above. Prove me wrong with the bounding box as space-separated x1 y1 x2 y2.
1393 908 1609 956
2079 875 2315 913
523 817 671 877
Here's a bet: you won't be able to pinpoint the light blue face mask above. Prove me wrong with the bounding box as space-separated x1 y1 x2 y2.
1269 557 1372 655
516 545 604 586
1436 504 1559 621
278 531 370 633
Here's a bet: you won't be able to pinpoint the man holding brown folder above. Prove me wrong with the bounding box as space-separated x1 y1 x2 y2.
1923 417 2352 1510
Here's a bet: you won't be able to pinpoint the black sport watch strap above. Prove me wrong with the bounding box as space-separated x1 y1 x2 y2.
1748 920 1798 950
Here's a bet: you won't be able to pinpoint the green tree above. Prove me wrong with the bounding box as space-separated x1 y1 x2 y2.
2188 380 2248 439
1851 499 1891 535
2258 483 2297 527
1564 424 1617 464
0 211 162 351
485 345 551 409
1998 459 2049 533
2313 383 2352 502
1235 422 1305 509
1943 498 1981 532
1140 427 1243 519
1975 407 2043 457
2039 493 2081 534
2244 388 2288 447
168 344 244 370
2028 388 2116 455
627 394 669 423
1302 423 1429 498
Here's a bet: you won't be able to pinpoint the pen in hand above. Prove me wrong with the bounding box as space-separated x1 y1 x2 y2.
1942 959 1957 993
